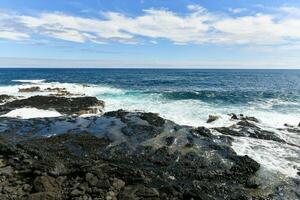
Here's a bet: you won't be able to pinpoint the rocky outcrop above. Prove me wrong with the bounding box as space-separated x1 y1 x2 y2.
206 115 219 123
214 120 286 143
230 113 259 123
0 96 104 115
0 103 299 199
19 87 41 93
0 110 268 200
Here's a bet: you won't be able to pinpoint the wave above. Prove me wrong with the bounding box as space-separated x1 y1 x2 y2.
12 79 45 84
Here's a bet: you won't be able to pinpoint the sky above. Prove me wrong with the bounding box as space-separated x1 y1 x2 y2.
1 0 300 68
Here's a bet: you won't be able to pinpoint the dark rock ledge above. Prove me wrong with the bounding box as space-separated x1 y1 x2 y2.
0 95 298 199
0 95 104 116
0 108 286 200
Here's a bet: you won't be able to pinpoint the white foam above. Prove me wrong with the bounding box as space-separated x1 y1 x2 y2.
12 79 45 84
1 108 62 119
232 137 300 178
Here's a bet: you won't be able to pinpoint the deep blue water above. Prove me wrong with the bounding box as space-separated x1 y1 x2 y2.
1 68 300 106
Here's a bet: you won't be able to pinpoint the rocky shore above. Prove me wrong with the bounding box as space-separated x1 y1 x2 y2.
0 93 299 199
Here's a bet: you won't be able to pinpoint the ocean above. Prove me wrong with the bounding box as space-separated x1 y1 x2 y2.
0 68 300 178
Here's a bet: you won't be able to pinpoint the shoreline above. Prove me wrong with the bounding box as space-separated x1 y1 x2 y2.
0 81 299 199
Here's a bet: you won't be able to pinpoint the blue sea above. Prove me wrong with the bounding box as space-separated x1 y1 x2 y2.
0 68 300 177
1 68 300 127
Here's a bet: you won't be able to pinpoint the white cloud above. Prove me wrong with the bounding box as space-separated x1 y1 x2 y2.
0 4 300 48
0 31 29 40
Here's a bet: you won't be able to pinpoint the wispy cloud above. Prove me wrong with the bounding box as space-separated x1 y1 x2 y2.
0 4 300 47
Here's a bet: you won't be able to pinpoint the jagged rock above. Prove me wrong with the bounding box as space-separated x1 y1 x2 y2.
0 96 104 115
33 176 60 193
19 87 41 92
0 95 15 104
229 113 259 122
191 126 212 137
165 136 176 146
0 110 294 199
215 121 285 143
206 115 219 123
230 113 238 120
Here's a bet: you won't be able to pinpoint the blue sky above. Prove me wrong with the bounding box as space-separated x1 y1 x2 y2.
0 0 300 68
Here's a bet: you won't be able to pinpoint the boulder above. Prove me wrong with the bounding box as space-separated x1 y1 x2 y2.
206 115 219 123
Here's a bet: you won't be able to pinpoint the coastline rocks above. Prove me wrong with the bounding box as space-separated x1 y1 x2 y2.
19 87 41 93
0 96 104 115
206 115 219 123
230 113 259 123
0 110 266 199
215 120 285 143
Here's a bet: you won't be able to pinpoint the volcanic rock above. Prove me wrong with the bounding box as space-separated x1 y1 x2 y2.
206 115 219 123
19 87 41 93
0 95 104 115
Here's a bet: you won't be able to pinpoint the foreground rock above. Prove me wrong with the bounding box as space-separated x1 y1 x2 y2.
0 110 299 199
0 96 104 115
0 110 267 200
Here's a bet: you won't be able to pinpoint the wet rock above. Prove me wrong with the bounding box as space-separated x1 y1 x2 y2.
242 116 259 123
246 177 260 189
33 176 60 193
139 112 165 127
1 95 104 115
0 110 285 199
215 121 285 143
165 136 176 146
229 113 259 122
0 95 15 104
191 126 212 137
19 87 41 93
284 123 294 128
206 115 219 123
230 113 238 120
